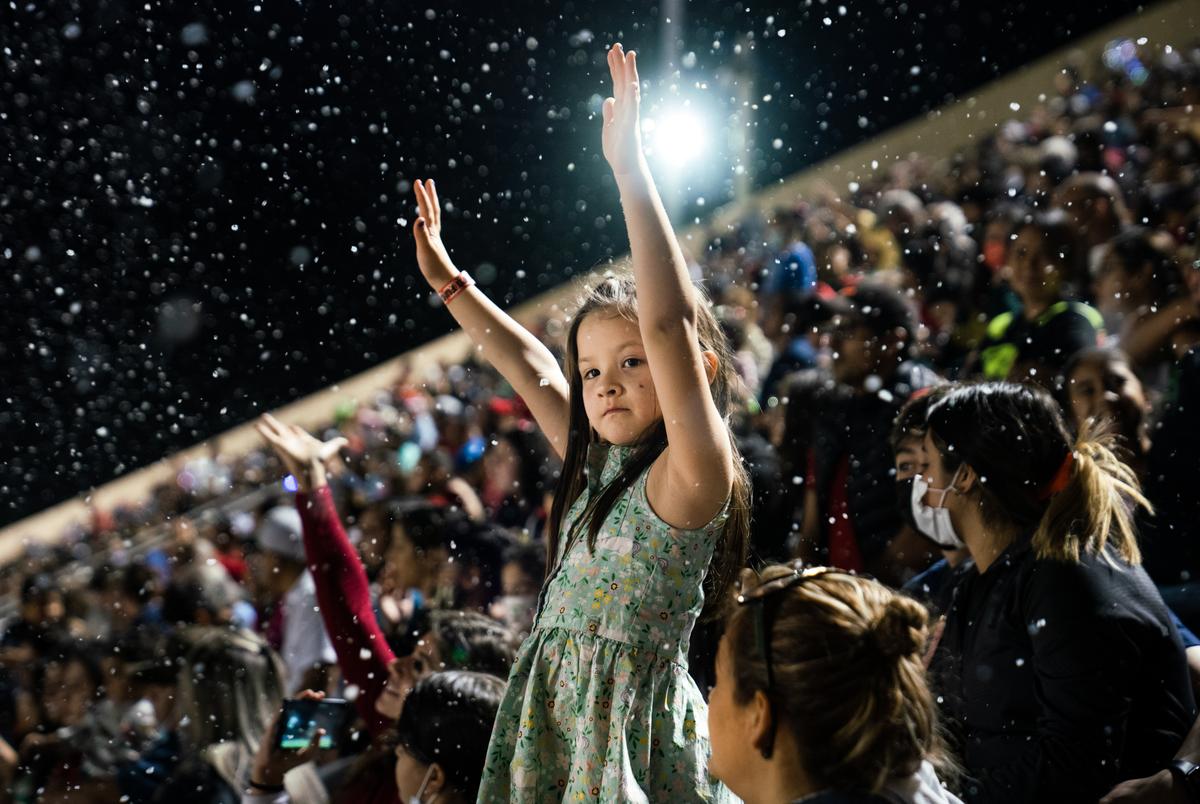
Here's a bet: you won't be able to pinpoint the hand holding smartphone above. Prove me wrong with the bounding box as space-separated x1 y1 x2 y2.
274 697 351 751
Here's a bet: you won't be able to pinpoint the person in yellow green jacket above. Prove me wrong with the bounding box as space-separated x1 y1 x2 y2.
974 209 1103 386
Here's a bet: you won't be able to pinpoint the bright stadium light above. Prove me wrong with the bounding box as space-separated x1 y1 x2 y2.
642 103 712 173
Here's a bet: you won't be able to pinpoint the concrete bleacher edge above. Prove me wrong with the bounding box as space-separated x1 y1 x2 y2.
1 0 1195 565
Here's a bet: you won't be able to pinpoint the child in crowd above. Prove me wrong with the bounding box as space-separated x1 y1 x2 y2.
409 43 750 801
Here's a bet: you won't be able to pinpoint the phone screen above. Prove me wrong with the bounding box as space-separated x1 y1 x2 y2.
275 698 349 750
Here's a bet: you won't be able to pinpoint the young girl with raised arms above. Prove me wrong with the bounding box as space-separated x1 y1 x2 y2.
410 44 750 802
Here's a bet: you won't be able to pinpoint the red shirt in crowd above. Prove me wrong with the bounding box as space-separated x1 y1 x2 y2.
295 485 396 737
806 451 865 573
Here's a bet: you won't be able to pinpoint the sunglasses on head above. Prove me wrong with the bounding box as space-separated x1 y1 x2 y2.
735 561 869 758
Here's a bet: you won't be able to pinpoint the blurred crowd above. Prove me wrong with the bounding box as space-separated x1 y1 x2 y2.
0 36 1198 804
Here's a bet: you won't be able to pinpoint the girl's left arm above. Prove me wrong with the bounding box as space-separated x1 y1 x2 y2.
602 44 733 524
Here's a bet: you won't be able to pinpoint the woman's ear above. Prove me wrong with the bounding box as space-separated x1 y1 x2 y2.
425 762 448 798
702 350 720 385
956 463 980 497
750 689 775 759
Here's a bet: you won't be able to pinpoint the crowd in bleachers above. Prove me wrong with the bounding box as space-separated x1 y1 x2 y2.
1 37 1199 803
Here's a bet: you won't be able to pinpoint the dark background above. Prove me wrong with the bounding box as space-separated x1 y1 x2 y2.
0 0 1148 525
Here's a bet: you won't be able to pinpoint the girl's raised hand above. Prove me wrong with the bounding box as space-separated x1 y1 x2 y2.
602 44 646 177
412 178 458 289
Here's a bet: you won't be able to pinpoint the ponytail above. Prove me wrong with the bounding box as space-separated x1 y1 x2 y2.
927 382 1151 566
1033 420 1150 565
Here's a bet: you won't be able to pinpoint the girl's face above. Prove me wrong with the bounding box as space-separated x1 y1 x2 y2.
575 313 662 445
376 633 442 720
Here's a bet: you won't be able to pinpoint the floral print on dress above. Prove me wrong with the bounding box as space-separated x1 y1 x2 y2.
479 443 736 803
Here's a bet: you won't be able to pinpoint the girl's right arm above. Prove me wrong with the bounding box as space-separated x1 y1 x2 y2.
412 179 570 459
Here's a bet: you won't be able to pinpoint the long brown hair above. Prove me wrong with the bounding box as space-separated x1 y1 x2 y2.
545 273 751 619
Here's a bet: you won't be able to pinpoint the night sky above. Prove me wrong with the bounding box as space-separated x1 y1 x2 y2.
1 0 1147 525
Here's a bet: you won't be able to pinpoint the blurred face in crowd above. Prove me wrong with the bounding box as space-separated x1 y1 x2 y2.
1092 249 1153 318
827 315 874 387
1056 186 1119 245
355 505 390 576
101 655 135 705
406 454 451 496
575 313 663 445
490 560 540 633
42 659 96 727
983 219 1012 271
827 314 903 388
139 679 179 726
501 562 539 597
1065 355 1147 436
381 524 448 596
894 432 927 482
376 634 441 720
254 551 297 598
1007 225 1062 309
481 438 520 501
22 589 64 625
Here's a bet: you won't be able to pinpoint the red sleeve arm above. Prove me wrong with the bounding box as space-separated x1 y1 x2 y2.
295 485 395 738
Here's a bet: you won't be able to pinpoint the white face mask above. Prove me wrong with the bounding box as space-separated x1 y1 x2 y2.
409 765 437 804
910 468 965 550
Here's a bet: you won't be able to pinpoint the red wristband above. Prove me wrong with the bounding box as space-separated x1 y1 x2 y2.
438 271 475 304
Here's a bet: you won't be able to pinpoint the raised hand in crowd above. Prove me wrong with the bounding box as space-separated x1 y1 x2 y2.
255 412 347 492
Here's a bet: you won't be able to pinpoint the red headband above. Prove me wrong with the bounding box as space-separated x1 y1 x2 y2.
1037 451 1075 501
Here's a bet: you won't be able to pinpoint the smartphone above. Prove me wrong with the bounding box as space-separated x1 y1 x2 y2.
274 698 351 751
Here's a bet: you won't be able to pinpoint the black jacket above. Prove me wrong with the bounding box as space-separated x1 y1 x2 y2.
1142 346 1200 587
933 538 1196 803
809 361 939 565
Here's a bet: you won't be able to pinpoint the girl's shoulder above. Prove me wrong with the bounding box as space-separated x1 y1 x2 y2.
638 450 732 535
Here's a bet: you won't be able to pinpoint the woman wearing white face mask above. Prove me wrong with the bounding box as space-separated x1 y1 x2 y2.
922 382 1195 804
890 388 973 619
393 671 505 804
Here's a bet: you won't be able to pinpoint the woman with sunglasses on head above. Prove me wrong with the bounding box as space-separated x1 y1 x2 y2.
921 382 1195 803
708 563 963 804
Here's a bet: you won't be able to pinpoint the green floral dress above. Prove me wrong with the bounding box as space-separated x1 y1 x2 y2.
479 443 736 803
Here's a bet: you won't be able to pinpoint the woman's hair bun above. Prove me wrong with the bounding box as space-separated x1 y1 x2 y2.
869 595 928 659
